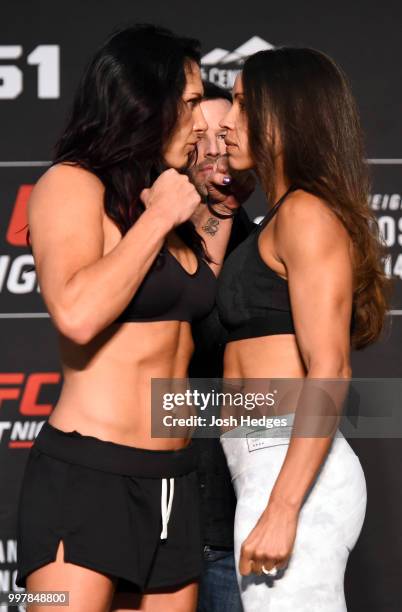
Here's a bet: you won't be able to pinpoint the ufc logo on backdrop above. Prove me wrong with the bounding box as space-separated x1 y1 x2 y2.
0 372 61 447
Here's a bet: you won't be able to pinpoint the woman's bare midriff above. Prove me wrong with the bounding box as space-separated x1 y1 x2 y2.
223 334 307 417
48 320 195 450
47 212 197 451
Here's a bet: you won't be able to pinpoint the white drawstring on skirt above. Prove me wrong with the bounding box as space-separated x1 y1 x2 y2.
160 477 175 539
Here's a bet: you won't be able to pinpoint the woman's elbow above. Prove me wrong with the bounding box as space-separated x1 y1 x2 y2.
333 362 352 379
52 306 95 345
308 354 351 378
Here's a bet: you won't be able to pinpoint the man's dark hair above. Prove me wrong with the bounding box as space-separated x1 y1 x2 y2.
202 80 232 103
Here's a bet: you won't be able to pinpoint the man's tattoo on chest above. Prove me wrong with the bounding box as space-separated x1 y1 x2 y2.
201 217 220 236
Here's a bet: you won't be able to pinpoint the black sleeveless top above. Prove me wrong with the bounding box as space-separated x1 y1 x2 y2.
216 186 295 342
216 186 356 343
115 242 216 324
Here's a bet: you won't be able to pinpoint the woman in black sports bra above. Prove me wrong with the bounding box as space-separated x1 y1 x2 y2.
216 48 391 611
15 25 236 611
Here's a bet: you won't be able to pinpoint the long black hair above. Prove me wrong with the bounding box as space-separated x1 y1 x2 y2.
26 24 209 258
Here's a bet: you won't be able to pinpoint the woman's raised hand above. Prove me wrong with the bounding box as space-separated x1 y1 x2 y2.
140 168 201 228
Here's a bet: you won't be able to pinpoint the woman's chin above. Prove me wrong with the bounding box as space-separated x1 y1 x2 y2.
163 152 189 170
228 156 253 171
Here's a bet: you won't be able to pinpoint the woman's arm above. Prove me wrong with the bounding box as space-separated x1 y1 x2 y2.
239 190 354 576
29 164 200 344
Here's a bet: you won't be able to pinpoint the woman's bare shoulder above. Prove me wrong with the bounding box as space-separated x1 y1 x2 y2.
28 162 105 226
280 188 335 219
276 188 348 238
34 162 104 195
274 188 351 265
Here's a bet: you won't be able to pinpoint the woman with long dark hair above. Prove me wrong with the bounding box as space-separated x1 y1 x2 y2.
217 48 392 610
14 24 236 612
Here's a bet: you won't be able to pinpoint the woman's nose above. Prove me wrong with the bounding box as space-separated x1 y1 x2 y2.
219 106 234 131
194 105 208 133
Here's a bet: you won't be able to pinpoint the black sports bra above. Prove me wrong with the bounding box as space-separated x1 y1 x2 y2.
114 242 216 324
216 186 356 343
216 186 296 342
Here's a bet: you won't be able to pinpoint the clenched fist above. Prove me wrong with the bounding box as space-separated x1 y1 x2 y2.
140 168 201 228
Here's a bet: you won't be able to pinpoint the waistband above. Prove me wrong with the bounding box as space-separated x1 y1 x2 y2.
221 411 296 439
33 421 198 478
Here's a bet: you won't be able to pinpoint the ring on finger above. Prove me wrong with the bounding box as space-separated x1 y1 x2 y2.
262 564 278 576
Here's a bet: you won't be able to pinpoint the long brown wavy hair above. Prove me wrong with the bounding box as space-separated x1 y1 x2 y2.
242 47 393 350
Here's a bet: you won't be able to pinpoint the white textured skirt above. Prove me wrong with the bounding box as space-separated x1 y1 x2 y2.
220 413 367 612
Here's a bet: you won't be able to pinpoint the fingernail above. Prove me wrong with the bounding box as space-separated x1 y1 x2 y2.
223 176 232 185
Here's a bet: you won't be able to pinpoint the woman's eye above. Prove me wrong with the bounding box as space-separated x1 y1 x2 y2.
217 133 226 140
188 99 198 108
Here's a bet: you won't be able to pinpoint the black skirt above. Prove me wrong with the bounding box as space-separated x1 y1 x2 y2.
16 420 202 593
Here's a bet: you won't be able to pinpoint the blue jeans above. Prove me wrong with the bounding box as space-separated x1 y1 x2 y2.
197 546 243 612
